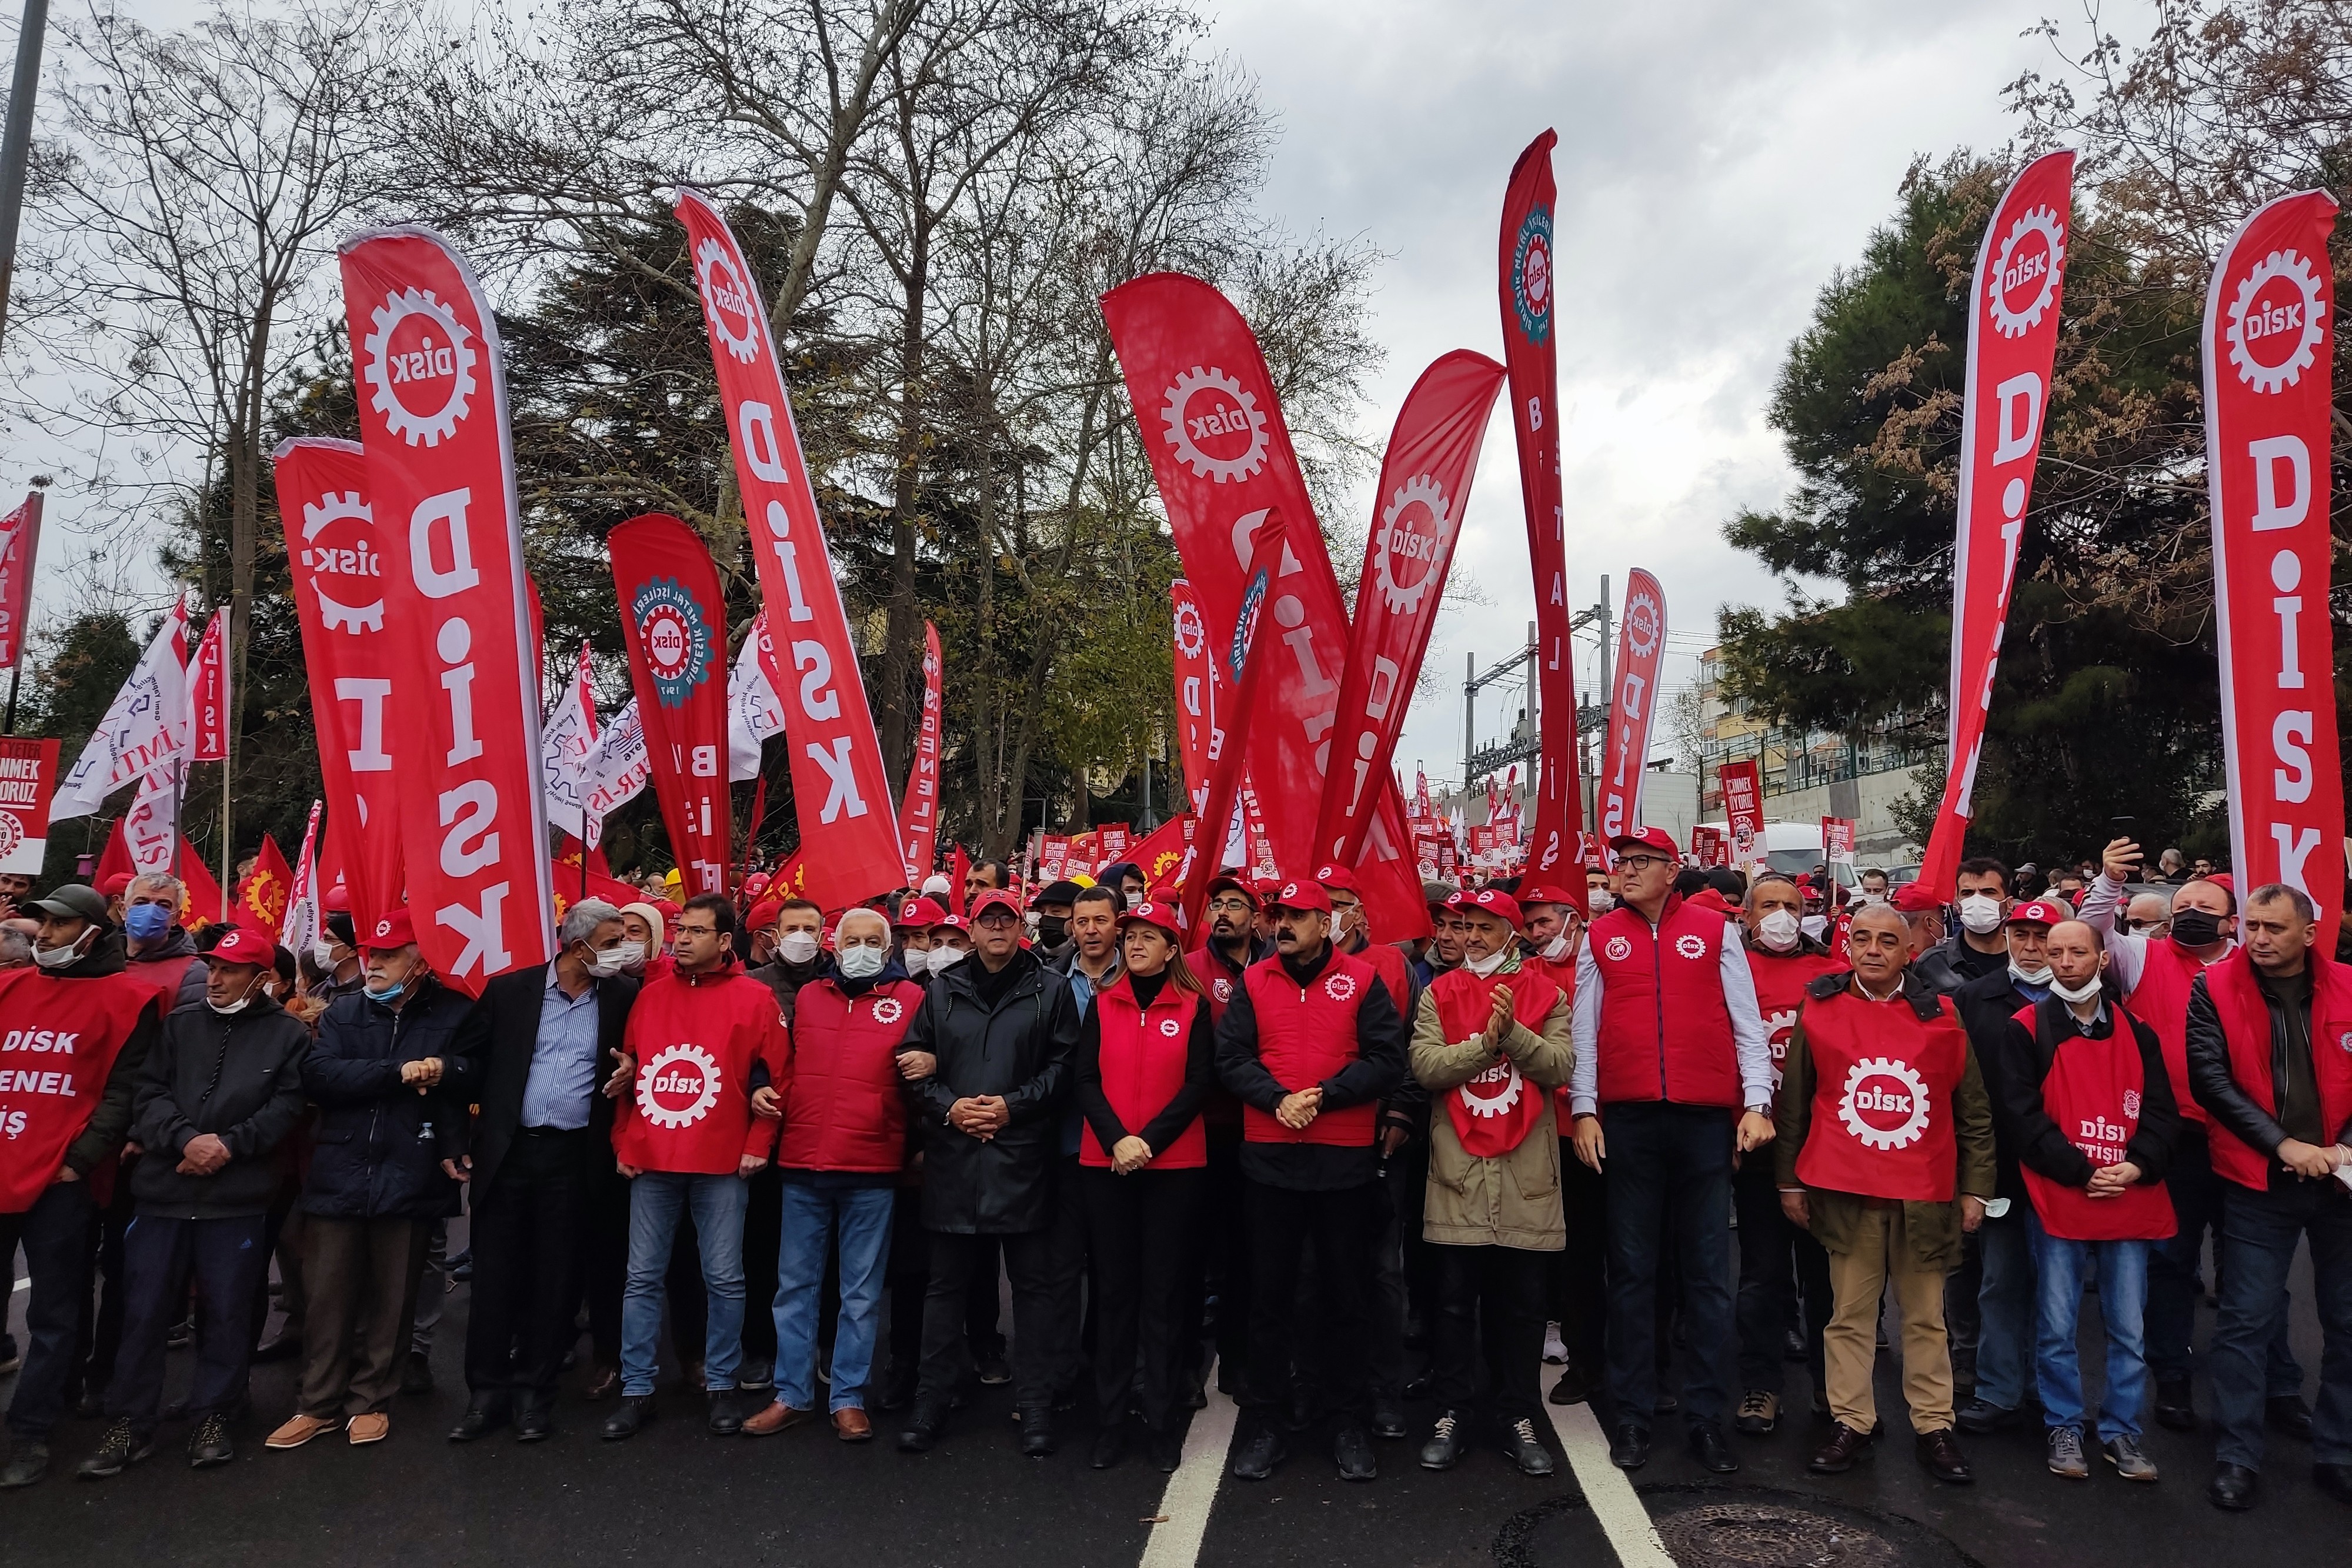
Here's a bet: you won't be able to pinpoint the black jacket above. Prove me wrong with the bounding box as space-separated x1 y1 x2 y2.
299 978 475 1221
1952 966 2037 1203
902 948 1079 1234
450 964 639 1205
129 992 310 1218
749 953 826 1024
1913 933 2006 997
2186 967 2351 1187
53 934 165 1179
1994 993 2178 1191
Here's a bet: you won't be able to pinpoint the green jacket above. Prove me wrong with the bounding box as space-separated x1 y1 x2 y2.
1773 969 1997 1271
1410 952 1574 1250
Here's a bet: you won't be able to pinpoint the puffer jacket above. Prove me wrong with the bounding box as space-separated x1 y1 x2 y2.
902 948 1079 1233
1409 951 1574 1249
129 991 310 1218
299 978 473 1221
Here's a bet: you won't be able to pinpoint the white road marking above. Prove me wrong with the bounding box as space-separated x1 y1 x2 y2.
11 1276 24 1292
1139 1355 1240 1568
1546 1394 1676 1568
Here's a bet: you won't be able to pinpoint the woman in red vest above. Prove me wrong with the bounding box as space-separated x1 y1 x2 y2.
1993 919 2178 1484
1774 903 1994 1486
1073 901 1215 1474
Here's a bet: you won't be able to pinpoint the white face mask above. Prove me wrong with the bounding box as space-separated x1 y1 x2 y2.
1800 913 1829 941
1587 890 1614 915
928 945 967 975
2010 958 2054 987
1754 909 1801 953
208 989 256 1016
1853 891 1885 908
587 940 643 979
2050 975 2102 1005
312 938 336 969
32 936 84 970
778 932 820 965
1542 933 1571 961
1462 947 1510 978
1958 894 2005 935
837 945 886 981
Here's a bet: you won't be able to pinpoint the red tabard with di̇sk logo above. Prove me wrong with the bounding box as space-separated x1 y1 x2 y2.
2120 936 2217 1127
0 968 159 1212
2010 1002 2176 1242
1793 987 1969 1203
1430 963 1562 1157
613 965 791 1175
1748 948 1840 1091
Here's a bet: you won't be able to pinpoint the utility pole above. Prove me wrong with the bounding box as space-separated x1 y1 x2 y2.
1462 649 1474 790
0 0 48 356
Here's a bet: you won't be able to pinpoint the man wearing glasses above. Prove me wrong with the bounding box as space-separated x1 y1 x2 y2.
1569 827 1772 1476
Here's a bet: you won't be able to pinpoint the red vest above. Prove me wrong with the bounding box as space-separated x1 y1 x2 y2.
0 968 159 1213
1522 951 1579 1120
1430 962 1560 1157
614 963 792 1175
1239 950 1380 1148
1186 945 1245 1025
1080 975 1206 1170
775 977 922 1173
1589 896 1740 1107
1793 984 1969 1203
2200 947 2352 1192
1356 942 1411 1013
1748 946 1840 1092
2123 937 2215 1127
2010 1001 2176 1241
127 953 201 1010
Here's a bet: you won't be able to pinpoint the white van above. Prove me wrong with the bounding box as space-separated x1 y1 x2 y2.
1690 821 1881 888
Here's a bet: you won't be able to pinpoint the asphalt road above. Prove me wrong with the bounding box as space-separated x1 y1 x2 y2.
4 1223 2343 1567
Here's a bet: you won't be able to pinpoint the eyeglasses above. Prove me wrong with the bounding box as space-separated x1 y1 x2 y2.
973 912 1018 928
1617 855 1669 872
1209 896 1255 914
675 923 719 939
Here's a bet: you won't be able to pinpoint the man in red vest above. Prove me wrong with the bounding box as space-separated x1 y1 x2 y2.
2185 883 2352 1513
122 873 208 1013
1734 872 1839 1437
1569 827 1771 1474
1776 903 1994 1486
1408 888 1570 1476
1994 918 2178 1484
1216 878 1406 1484
0 884 165 1489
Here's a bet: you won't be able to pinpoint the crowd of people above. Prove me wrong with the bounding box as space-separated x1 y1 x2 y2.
0 830 2344 1517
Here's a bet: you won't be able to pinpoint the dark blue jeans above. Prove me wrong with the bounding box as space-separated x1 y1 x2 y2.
1 1179 96 1440
105 1213 269 1433
1601 1102 1734 1430
2211 1179 2352 1470
2146 1137 2302 1394
1733 1159 1829 1396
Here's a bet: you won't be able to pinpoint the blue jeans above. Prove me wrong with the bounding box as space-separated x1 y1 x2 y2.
1600 1102 1736 1429
1973 1208 2040 1410
2211 1179 2352 1470
2146 1139 2303 1394
2027 1215 2150 1442
772 1182 895 1414
622 1172 749 1399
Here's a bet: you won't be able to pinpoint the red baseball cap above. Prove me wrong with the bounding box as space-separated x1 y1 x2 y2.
746 898 783 932
1204 873 1259 909
1686 888 1734 917
928 913 969 933
1458 887 1523 928
322 883 351 914
1265 878 1332 915
1890 883 1941 913
209 925 275 967
896 896 949 929
2007 898 2070 927
100 872 133 898
1314 863 1362 895
970 889 1023 922
741 872 773 900
1612 826 1679 859
1516 882 1577 910
1118 900 1185 939
363 908 417 951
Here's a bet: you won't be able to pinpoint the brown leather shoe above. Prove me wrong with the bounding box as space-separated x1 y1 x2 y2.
833 1408 873 1443
741 1402 810 1437
1807 1422 1875 1474
264 1414 339 1450
345 1413 391 1446
1916 1427 1973 1484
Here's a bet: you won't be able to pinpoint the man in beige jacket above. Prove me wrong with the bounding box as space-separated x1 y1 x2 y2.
1409 888 1574 1477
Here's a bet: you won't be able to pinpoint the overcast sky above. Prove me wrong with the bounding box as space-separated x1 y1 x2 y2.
1203 0 2096 792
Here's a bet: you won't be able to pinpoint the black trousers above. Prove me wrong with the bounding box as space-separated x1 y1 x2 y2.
1552 1137 1609 1375
465 1128 604 1403
918 1229 1058 1408
1246 1178 1380 1427
1200 1132 1252 1383
582 1164 630 1367
739 1165 783 1372
1 1180 97 1440
1600 1102 1736 1430
1082 1166 1205 1431
1732 1158 1830 1396
1043 1153 1091 1396
105 1213 269 1433
1430 1242 1549 1424
885 1189 928 1373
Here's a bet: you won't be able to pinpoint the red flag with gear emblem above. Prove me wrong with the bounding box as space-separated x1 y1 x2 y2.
235 833 295 933
1594 569 1667 846
609 512 733 898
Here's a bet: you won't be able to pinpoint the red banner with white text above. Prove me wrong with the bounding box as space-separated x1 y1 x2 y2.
1318 350 1506 865
1178 512 1286 938
1499 131 1583 899
1720 758 1763 870
1594 569 1666 845
338 226 556 991
270 436 406 932
1170 581 1216 809
675 189 904 909
190 609 230 763
2206 189 2342 932
1103 273 1429 940
0 491 41 672
1917 151 2076 899
610 512 733 897
898 620 943 879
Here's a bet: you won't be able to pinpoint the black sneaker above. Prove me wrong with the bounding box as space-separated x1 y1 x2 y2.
1333 1422 1377 1483
1502 1416 1554 1477
0 1438 48 1487
186 1413 234 1469
1418 1410 1467 1470
1231 1425 1287 1480
76 1420 155 1479
974 1352 1012 1387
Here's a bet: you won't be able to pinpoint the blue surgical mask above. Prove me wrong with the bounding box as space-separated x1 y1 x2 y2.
124 903 171 942
363 978 407 1006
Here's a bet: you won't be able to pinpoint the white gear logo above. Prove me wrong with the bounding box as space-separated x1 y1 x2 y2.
1604 935 1632 962
1161 366 1269 483
1837 1056 1931 1151
1172 599 1206 660
2121 1087 2141 1119
1323 972 1357 1003
1986 205 2065 338
639 1043 722 1129
1459 1060 1523 1118
695 238 762 365
1372 474 1453 615
2227 249 2327 393
1624 592 1662 660
1674 933 1707 960
362 288 477 448
870 996 904 1026
1160 1017 1182 1037
300 490 383 634
1214 978 1232 1002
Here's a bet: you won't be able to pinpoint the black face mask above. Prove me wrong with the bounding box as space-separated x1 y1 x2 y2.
2170 909 2224 949
1036 916 1068 948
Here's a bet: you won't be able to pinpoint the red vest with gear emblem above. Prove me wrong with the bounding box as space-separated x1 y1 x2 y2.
2010 1001 2176 1241
1747 947 1840 1092
2123 936 2216 1127
776 976 923 1173
1186 945 1243 1025
1793 984 1968 1202
0 968 160 1213
1589 896 1740 1107
614 963 792 1175
2201 946 2352 1192
1240 949 1379 1148
1080 973 1206 1170
1430 962 1560 1157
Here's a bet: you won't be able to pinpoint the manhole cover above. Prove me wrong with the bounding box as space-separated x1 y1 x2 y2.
1654 1501 1899 1568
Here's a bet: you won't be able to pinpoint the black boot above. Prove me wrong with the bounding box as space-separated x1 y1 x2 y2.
1019 1406 1056 1457
600 1395 656 1440
897 1396 947 1453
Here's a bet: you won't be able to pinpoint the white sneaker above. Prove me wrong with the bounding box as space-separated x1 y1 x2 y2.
1542 1323 1567 1365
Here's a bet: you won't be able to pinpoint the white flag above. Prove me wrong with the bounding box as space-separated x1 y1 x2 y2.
122 759 180 875
728 612 786 783
281 799 323 952
542 641 602 840
53 596 192 820
578 698 650 850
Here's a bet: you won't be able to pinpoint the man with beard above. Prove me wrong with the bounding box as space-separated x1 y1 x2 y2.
1914 859 2016 996
1185 873 1267 1396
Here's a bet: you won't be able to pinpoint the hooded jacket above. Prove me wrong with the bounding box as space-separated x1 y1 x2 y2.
129 989 310 1218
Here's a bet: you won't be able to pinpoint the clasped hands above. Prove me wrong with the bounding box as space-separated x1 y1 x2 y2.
950 1095 1011 1140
